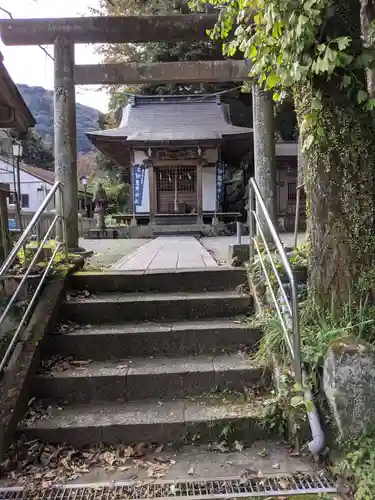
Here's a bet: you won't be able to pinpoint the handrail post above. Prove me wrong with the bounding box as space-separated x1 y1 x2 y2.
59 185 69 260
291 277 302 384
236 221 242 245
248 180 254 266
248 176 324 456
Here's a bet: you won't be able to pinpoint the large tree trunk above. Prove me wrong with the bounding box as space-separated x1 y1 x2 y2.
360 0 375 96
297 0 375 309
297 92 375 309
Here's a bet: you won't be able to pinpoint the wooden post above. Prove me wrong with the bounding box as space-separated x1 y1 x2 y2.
54 37 79 250
148 163 155 225
0 183 11 264
252 84 277 241
196 162 203 224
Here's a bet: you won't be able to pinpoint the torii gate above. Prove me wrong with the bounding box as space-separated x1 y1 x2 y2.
0 14 276 250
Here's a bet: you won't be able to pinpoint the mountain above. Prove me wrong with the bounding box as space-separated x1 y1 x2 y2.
17 84 101 154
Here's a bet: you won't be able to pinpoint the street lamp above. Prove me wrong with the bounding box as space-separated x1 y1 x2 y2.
80 175 88 217
12 142 23 159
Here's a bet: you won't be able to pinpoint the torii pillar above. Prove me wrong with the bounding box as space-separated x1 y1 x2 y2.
54 37 79 251
252 84 277 242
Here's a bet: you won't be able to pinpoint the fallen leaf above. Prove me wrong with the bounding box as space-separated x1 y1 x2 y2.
119 466 131 472
134 443 147 457
234 441 244 452
101 451 116 466
70 360 92 367
170 485 177 495
212 441 229 453
278 478 290 490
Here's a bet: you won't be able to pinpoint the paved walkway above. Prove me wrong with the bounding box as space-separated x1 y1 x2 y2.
111 236 218 271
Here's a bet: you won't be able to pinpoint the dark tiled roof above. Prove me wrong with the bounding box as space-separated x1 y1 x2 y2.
87 94 253 144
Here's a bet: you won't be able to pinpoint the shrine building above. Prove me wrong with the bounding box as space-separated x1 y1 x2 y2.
87 94 301 231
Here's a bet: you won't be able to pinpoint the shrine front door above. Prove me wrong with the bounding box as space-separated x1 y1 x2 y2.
155 165 197 214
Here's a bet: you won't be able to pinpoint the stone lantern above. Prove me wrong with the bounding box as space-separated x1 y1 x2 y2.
93 181 108 231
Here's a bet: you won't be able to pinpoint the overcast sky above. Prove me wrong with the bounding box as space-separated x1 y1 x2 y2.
0 0 109 112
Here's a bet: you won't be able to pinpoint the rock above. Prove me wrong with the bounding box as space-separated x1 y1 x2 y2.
323 337 375 438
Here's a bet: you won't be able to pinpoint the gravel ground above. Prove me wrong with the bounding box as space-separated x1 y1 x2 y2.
201 233 306 265
78 233 306 269
79 238 148 269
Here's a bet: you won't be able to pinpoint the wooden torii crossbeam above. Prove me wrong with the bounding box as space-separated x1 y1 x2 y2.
75 60 252 86
0 14 218 45
0 14 258 250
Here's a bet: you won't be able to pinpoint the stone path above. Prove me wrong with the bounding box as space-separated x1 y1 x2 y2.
111 236 218 271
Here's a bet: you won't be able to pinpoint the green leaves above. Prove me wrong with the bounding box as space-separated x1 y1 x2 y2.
336 36 351 51
311 97 322 110
303 134 315 151
266 73 279 88
357 90 368 104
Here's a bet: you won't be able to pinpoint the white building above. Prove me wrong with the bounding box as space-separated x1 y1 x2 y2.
0 157 89 213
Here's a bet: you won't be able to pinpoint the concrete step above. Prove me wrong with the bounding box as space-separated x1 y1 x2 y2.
20 394 273 447
44 319 262 359
30 442 318 487
68 269 246 294
62 291 251 324
154 216 198 225
153 230 201 238
33 354 271 404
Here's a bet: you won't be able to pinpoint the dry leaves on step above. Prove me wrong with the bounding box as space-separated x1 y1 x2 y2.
1 438 167 488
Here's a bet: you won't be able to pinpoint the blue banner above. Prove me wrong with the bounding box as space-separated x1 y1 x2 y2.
132 164 146 209
216 161 226 204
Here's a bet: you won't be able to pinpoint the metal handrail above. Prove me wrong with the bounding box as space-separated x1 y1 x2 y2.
0 181 68 374
248 177 324 457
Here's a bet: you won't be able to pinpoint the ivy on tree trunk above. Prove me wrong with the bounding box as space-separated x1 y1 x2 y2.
191 0 375 309
297 85 375 308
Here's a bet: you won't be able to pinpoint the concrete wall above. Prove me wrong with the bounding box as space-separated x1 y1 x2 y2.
203 166 216 211
203 148 218 163
0 158 53 212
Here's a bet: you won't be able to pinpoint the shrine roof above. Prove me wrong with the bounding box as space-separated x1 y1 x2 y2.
86 94 253 145
0 51 35 131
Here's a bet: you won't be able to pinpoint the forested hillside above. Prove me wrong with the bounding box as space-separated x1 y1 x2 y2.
17 84 100 154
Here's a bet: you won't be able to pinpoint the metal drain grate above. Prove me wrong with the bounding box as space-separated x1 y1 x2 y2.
0 474 337 499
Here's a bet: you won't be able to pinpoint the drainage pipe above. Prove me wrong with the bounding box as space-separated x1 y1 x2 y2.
304 373 325 457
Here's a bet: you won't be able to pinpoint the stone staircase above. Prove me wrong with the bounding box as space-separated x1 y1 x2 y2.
15 268 337 496
23 269 270 446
